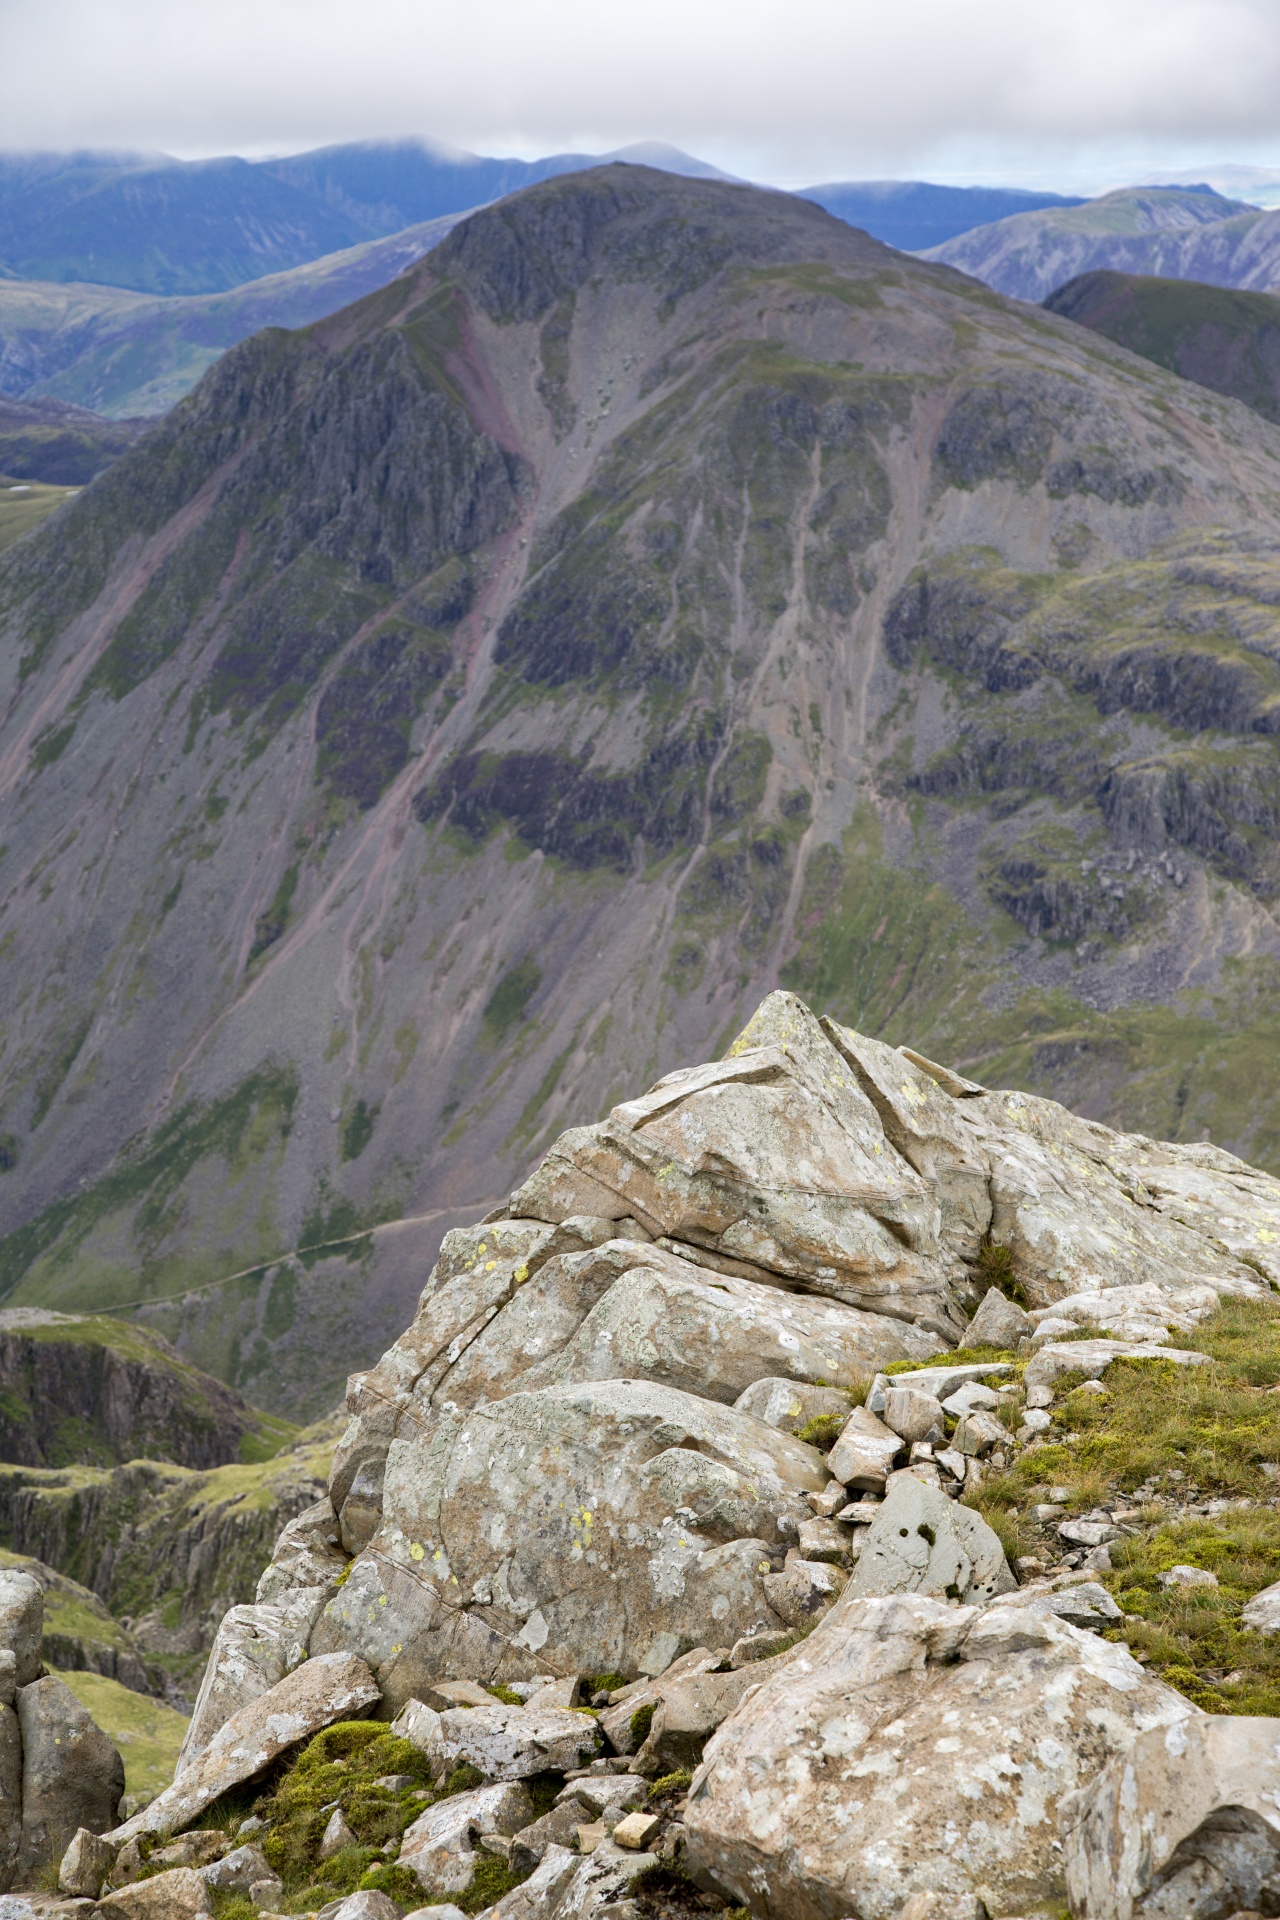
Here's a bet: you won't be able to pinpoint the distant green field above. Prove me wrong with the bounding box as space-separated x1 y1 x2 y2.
0 478 78 551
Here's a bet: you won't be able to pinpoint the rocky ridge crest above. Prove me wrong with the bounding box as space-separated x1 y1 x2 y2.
32 989 1275 1919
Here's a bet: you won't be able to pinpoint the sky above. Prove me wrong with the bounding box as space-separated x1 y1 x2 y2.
4 0 1280 192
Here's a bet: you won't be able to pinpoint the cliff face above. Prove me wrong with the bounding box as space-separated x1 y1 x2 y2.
0 1417 338 1701
6 168 1280 1412
0 1310 294 1468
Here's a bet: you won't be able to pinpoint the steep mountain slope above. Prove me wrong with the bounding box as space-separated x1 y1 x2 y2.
1044 271 1280 425
0 216 465 418
799 180 1084 252
923 186 1280 302
0 1308 294 1468
6 167 1280 1414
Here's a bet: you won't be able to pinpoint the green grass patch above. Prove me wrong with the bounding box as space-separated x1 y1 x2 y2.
1103 1510 1280 1714
54 1669 189 1797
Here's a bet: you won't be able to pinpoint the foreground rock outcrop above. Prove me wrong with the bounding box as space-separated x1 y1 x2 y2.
70 991 1280 1917
0 1567 125 1892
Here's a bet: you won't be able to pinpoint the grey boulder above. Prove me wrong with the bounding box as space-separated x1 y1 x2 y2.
1243 1578 1280 1633
0 1574 41 1689
15 1676 124 1881
94 1866 214 1916
315 1379 823 1693
847 1474 1015 1604
179 1587 330 1769
58 1826 118 1897
399 1780 532 1890
108 1650 378 1843
684 1589 1195 1920
957 1286 1031 1351
1063 1713 1280 1920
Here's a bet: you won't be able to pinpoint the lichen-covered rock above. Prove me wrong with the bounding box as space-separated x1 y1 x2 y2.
0 1572 42 1688
57 1826 118 1897
405 1700 602 1782
95 1868 213 1917
1063 1714 1280 1920
683 1590 1195 1920
108 1651 378 1844
15 1675 124 1881
314 1379 823 1695
847 1475 1015 1604
399 1781 533 1889
731 1379 852 1433
178 1586 333 1769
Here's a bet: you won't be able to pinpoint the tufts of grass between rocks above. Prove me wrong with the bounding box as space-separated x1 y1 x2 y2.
187 1718 553 1914
966 1292 1280 1717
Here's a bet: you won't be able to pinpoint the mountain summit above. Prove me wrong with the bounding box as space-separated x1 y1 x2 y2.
5 166 1280 1411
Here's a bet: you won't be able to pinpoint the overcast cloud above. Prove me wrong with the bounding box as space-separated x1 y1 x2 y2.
3 0 1280 188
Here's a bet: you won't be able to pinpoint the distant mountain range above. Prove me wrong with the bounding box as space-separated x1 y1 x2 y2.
923 185 1280 302
1044 270 1280 426
0 141 735 295
798 180 1084 251
0 140 1087 297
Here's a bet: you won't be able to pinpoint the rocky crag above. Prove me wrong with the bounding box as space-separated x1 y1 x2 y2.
12 168 1280 1417
0 1308 295 1470
17 990 1274 1919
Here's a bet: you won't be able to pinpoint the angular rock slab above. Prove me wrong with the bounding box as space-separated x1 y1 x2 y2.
954 1087 1269 1308
316 1380 823 1689
418 1702 602 1782
1063 1714 1280 1920
683 1591 1195 1920
108 1651 379 1843
179 1586 330 1769
847 1474 1015 1605
541 1254 943 1401
96 1869 214 1917
509 993 966 1335
15 1675 124 1881
400 1781 533 1890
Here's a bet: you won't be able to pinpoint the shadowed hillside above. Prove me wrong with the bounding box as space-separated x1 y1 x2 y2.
1044 270 1280 425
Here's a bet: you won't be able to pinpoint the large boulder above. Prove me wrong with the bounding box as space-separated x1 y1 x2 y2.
682 1589 1194 1920
1063 1714 1280 1920
108 1650 378 1844
314 1378 825 1696
187 990 1280 1811
14 1675 124 1882
0 1702 20 1893
0 1572 41 1688
178 1585 333 1768
96 1868 214 1917
846 1475 1016 1604
399 1780 533 1890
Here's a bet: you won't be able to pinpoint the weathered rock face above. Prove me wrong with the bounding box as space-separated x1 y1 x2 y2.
682 1588 1195 1920
144 989 1262 1730
14 1675 124 1882
0 1309 284 1471
109 1650 379 1844
1064 1714 1280 1920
